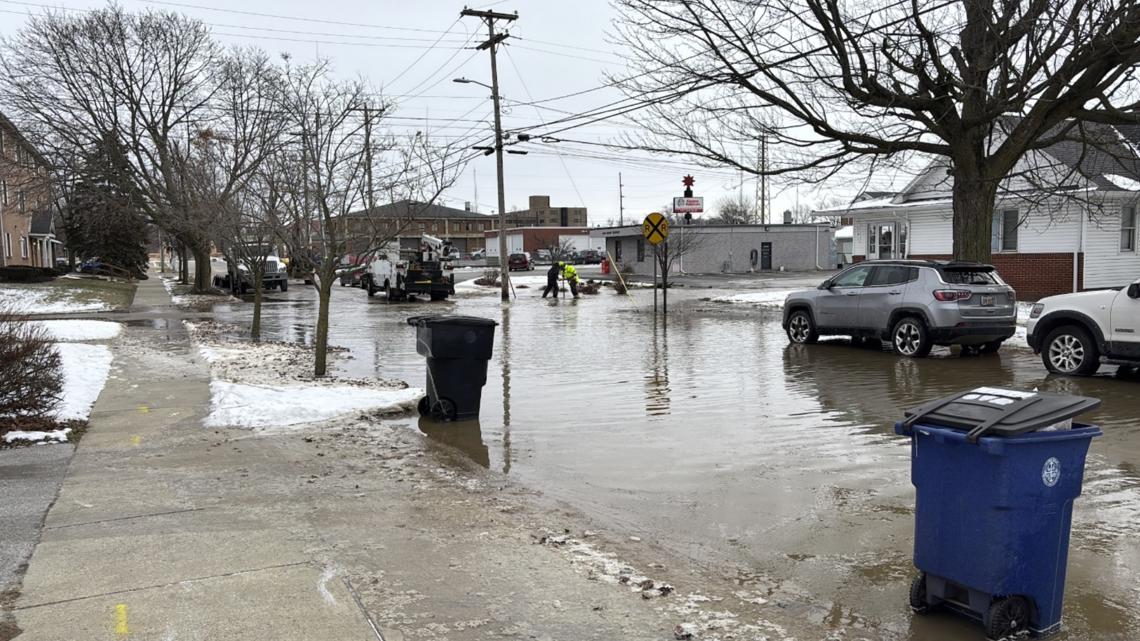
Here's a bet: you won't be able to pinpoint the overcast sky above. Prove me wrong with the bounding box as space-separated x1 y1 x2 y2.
0 0 839 224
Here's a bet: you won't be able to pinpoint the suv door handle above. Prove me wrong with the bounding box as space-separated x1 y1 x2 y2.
845 292 858 296
889 290 902 295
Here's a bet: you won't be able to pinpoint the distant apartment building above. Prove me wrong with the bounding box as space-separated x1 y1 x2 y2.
505 195 588 228
0 111 56 268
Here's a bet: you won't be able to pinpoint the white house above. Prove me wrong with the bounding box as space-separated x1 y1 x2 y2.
817 121 1140 300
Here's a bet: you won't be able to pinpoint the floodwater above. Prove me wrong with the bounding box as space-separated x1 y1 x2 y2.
212 278 1140 640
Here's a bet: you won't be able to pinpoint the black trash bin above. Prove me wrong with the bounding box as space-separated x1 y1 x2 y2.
407 315 498 421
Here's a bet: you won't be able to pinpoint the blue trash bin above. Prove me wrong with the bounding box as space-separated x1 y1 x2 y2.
895 388 1101 639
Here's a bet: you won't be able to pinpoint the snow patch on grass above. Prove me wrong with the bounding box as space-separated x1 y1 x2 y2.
0 286 111 314
4 428 72 444
34 320 123 342
205 380 422 429
54 343 114 421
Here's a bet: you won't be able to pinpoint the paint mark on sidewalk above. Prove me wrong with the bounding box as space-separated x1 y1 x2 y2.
130 435 142 446
137 405 150 414
114 603 129 636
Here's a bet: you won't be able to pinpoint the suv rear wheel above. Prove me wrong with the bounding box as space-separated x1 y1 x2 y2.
1043 325 1100 376
786 310 818 344
892 317 932 358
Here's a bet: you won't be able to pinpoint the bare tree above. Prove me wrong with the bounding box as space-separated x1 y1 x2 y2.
713 194 757 224
1 9 285 292
282 63 465 376
614 0 1140 262
652 228 704 315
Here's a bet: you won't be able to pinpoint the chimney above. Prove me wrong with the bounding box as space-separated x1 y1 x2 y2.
465 201 472 212
783 210 793 225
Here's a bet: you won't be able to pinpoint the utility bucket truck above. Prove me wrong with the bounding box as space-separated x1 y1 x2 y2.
362 235 456 302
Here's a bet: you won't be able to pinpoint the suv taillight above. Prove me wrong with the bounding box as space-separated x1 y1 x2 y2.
933 289 971 302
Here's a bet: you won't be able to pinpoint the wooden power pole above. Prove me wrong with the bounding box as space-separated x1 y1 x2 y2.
461 7 518 302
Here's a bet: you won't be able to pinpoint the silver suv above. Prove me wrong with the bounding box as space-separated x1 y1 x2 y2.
782 261 1017 357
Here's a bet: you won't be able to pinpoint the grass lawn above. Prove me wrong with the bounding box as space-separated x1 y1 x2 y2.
0 276 137 313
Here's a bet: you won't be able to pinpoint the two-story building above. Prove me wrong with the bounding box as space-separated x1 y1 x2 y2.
0 111 56 268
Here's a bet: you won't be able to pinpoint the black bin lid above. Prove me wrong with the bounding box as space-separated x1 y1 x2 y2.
406 314 498 327
901 387 1101 442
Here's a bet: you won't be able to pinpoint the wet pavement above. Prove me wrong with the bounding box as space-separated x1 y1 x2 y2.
211 277 1140 640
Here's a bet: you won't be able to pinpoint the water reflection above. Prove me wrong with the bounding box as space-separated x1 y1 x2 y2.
417 417 490 468
499 304 512 475
644 325 671 416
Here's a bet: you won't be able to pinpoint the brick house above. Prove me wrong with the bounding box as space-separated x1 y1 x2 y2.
818 122 1140 300
0 111 54 268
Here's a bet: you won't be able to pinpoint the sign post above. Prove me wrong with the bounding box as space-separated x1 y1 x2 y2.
643 212 669 320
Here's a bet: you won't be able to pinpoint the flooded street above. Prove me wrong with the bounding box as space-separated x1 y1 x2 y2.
213 276 1140 640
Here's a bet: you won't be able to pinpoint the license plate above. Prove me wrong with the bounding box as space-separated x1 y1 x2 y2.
980 295 994 306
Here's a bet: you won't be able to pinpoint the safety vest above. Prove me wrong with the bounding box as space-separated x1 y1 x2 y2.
562 264 578 281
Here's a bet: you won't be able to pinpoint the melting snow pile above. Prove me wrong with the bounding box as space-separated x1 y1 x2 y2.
33 320 123 342
53 343 115 421
4 428 72 444
537 532 790 641
187 321 422 429
707 290 795 308
0 286 111 314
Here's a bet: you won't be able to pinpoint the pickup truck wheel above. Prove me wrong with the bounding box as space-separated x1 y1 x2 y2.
279 280 287 292
786 310 818 344
1043 325 1099 376
892 317 932 358
364 277 376 297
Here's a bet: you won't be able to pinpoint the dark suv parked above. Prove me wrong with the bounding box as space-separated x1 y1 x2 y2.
782 260 1017 357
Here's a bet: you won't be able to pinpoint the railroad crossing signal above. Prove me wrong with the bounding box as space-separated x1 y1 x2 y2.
643 212 669 246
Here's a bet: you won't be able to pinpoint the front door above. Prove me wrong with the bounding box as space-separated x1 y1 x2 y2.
761 242 772 270
815 265 873 330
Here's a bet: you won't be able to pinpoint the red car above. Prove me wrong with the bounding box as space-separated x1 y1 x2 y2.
508 253 534 271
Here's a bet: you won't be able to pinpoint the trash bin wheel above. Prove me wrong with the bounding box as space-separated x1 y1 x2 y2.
985 596 1030 640
417 396 430 416
908 573 929 614
430 398 457 422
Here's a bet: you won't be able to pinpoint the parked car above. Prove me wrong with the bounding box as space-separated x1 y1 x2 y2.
337 255 368 287
470 248 486 260
79 257 105 274
1026 277 1140 376
782 260 1017 357
508 252 534 271
574 249 603 264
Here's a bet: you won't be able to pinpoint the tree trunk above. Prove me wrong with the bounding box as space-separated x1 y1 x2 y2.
314 270 334 377
190 243 213 293
179 246 188 284
951 166 999 263
251 266 263 341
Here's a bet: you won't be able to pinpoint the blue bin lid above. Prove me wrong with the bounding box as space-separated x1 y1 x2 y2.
900 387 1101 442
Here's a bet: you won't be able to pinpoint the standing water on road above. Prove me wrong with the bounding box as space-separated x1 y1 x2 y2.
213 280 1140 640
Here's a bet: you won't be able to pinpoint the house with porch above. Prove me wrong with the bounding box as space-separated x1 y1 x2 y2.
817 122 1140 300
0 111 54 269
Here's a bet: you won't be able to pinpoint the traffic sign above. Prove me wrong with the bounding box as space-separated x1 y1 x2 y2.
643 212 669 246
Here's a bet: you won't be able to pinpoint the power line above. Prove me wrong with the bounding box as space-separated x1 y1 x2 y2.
137 0 454 34
503 47 586 208
385 17 467 89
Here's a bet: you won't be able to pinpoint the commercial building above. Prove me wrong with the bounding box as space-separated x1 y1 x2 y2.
335 200 499 255
0 111 56 268
504 195 587 228
591 223 835 275
483 227 603 260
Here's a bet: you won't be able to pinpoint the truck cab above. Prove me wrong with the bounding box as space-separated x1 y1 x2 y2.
361 236 455 302
213 254 288 293
1026 278 1140 376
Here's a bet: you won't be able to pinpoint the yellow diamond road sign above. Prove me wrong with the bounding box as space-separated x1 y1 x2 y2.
643 212 669 246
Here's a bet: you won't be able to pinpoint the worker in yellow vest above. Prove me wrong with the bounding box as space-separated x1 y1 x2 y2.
561 262 580 299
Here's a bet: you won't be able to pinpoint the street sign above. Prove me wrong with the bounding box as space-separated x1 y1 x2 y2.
643 212 669 246
672 197 704 213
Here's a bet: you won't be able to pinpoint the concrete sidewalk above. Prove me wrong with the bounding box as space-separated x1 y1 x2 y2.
12 277 379 640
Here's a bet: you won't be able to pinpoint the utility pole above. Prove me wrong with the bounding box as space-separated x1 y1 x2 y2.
618 172 625 226
462 7 518 302
363 104 374 212
760 134 768 225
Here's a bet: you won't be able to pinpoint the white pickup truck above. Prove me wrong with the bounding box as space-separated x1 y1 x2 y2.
1026 277 1140 376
